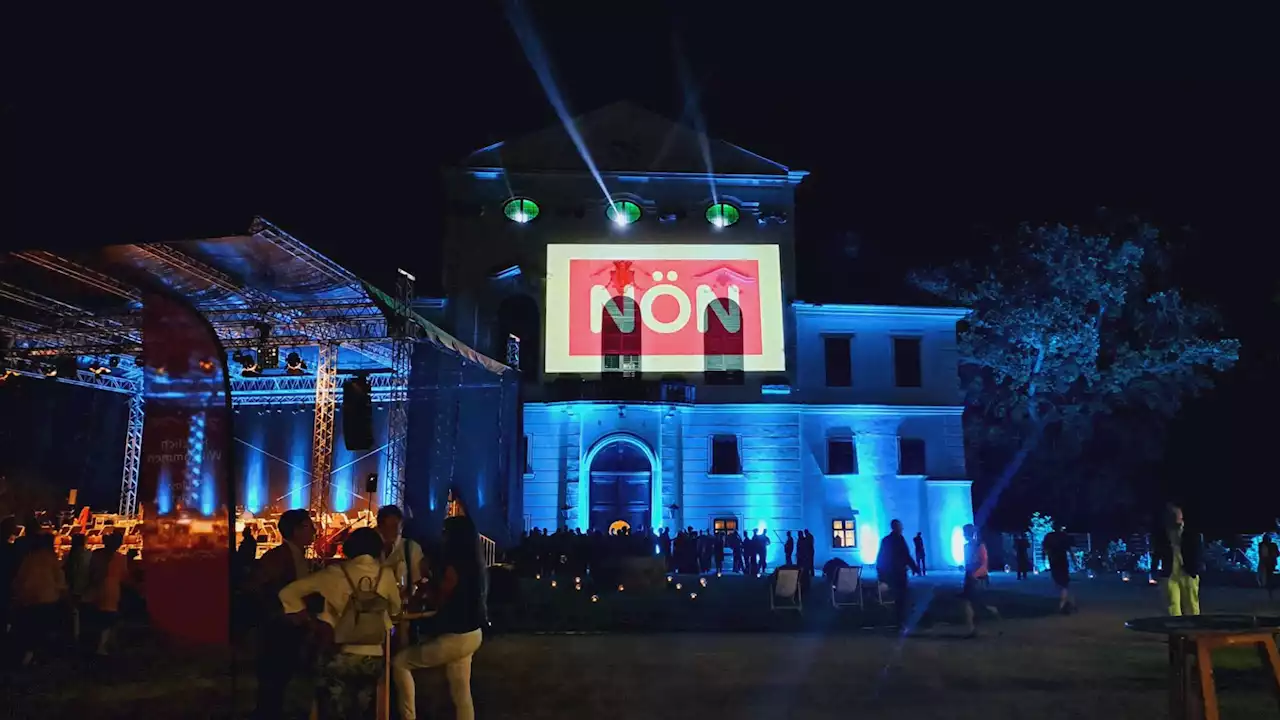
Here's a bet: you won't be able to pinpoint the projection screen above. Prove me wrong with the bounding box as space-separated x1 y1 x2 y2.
544 244 785 374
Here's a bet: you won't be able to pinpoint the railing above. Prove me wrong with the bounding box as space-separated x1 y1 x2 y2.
480 534 497 567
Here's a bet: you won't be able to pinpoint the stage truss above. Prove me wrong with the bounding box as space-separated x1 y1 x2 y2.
0 218 507 518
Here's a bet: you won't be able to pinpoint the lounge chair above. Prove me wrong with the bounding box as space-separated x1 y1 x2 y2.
831 565 864 610
770 567 803 614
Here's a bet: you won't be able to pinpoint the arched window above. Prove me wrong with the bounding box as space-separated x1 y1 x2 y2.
600 295 641 377
703 297 744 384
705 202 740 228
605 200 642 227
503 197 540 223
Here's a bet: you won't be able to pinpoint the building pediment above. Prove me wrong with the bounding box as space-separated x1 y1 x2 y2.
465 101 798 178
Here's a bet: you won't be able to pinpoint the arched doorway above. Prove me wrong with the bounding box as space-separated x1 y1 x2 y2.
585 435 655 533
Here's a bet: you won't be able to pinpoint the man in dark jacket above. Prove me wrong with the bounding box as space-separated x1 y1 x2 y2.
1150 504 1203 617
876 519 920 630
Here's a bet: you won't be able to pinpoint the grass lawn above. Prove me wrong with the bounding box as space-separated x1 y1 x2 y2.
8 573 1279 719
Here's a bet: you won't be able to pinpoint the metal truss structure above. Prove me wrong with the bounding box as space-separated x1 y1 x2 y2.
309 343 339 512
118 392 145 517
383 270 415 507
0 218 507 517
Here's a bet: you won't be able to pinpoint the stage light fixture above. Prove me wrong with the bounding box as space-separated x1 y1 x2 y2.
235 350 259 377
108 356 120 368
285 351 307 375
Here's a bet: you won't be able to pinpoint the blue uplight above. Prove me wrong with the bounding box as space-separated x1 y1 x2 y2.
157 465 173 515
289 416 308 510
951 526 967 566
859 524 880 565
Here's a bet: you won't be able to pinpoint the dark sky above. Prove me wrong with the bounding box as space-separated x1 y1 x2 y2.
4 6 1277 530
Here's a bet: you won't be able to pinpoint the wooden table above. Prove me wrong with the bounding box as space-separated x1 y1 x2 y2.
378 611 437 720
1126 614 1280 720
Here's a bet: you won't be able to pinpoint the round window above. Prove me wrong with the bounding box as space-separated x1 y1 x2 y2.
503 198 540 223
706 203 740 228
606 200 642 226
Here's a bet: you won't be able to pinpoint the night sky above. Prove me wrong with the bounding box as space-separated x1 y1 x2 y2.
4 6 1276 531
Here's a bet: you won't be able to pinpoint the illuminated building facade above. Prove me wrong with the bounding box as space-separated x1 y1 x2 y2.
435 102 974 567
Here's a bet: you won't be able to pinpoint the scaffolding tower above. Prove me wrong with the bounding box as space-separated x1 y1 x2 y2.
383 269 414 508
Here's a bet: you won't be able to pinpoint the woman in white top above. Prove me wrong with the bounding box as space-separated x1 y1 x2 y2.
279 527 401 719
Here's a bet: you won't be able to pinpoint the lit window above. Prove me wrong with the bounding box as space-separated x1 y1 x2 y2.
713 517 739 533
503 198 540 223
705 202 740 228
606 200 642 226
833 519 858 549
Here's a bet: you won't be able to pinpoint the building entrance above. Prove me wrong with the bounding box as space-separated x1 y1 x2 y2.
588 440 652 533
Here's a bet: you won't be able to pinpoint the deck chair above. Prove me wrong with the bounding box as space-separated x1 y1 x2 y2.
770 567 803 614
831 565 864 610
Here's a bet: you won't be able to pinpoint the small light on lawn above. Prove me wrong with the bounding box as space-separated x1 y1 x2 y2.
716 572 722 578
1148 578 1158 585
699 577 708 587
550 580 557 588
591 594 599 603
675 583 683 590
575 583 582 591
617 584 625 592
535 574 541 580
666 576 673 583
575 577 581 583
689 592 698 600
1121 572 1130 582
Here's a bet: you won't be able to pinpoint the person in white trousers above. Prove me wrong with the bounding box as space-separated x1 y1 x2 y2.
393 514 485 720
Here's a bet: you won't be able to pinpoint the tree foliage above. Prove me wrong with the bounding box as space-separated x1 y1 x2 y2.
910 218 1240 527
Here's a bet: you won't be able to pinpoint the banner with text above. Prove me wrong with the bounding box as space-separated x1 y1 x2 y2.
544 244 785 374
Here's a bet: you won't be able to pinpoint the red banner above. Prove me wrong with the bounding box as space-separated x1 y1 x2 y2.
137 289 232 647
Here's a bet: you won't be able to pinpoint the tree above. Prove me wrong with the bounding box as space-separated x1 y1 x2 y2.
910 217 1240 528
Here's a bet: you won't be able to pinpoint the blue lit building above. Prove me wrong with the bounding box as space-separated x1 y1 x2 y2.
432 102 974 568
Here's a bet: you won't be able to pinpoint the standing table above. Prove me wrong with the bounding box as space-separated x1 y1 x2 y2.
1125 614 1280 720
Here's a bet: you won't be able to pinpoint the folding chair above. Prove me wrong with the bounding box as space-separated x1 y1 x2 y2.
831 565 864 610
770 567 803 614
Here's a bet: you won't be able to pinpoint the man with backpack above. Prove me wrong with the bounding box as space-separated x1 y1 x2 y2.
279 527 401 719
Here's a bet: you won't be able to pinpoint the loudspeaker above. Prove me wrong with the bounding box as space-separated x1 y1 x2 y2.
342 376 374 451
364 473 378 494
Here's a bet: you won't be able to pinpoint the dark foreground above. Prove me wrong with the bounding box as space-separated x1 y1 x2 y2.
6 574 1279 719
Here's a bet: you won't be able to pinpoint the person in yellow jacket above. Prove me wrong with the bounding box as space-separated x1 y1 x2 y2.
1151 504 1203 616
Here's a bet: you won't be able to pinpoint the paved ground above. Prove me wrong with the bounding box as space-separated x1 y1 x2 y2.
8 573 1280 719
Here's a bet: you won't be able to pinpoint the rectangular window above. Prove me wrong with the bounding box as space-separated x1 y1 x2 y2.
899 438 927 475
713 517 739 533
710 434 741 475
521 435 532 475
824 336 852 387
826 437 857 475
832 519 857 549
704 355 745 385
603 353 640 377
893 337 923 388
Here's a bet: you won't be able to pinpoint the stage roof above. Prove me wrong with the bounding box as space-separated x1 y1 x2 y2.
0 217 508 392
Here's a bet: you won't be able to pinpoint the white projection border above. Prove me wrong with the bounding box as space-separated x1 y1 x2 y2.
544 243 785 374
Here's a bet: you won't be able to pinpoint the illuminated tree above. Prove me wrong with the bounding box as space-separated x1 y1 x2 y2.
910 217 1240 526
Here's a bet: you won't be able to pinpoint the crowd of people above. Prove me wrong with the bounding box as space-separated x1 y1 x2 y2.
237 503 487 720
511 525 825 580
0 516 139 668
